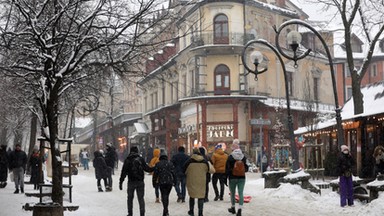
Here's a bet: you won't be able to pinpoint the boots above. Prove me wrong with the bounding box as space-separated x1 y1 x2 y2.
155 198 160 203
20 187 24 193
236 209 242 216
187 210 194 216
14 188 19 194
228 207 236 214
98 186 103 192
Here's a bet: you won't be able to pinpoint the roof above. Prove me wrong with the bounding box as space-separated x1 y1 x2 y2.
295 81 384 134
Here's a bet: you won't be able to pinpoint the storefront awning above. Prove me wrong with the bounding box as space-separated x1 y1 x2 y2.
129 122 149 139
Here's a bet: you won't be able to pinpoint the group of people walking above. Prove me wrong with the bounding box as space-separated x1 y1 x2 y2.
119 139 248 216
93 143 117 192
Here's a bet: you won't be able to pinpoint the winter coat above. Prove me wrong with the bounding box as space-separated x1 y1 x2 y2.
337 152 355 177
120 152 153 183
153 155 176 187
184 153 209 198
171 150 189 178
211 148 228 174
9 149 27 170
226 149 248 180
105 146 117 168
28 152 41 184
93 151 110 180
0 147 8 182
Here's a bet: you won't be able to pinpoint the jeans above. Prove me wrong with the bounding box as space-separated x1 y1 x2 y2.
82 159 89 170
160 184 172 215
155 185 160 198
174 175 186 200
212 173 226 198
339 175 354 207
13 167 24 190
229 178 246 206
127 181 145 216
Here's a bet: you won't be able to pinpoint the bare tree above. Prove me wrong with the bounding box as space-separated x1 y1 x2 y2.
303 0 384 114
0 0 173 206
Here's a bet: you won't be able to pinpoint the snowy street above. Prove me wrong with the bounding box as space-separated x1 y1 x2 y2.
1 162 383 216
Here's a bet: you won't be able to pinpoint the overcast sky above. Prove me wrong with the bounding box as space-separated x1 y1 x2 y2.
290 0 337 21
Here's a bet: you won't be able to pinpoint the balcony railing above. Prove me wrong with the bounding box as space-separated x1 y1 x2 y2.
191 32 254 47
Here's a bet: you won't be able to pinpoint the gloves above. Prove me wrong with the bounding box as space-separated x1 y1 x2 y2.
119 182 123 190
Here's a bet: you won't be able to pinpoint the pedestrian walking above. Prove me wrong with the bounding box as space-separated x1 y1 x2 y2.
28 147 42 190
184 148 210 216
105 143 116 190
93 150 110 192
153 151 176 216
81 148 90 170
119 146 153 216
0 145 8 188
211 143 228 201
198 146 211 203
337 145 355 207
8 144 27 194
171 146 189 203
149 148 161 203
226 141 248 216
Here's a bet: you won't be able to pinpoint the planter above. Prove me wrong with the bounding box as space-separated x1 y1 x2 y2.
32 203 63 216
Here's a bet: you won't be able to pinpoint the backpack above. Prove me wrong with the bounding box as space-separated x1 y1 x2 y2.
232 160 245 177
129 157 143 178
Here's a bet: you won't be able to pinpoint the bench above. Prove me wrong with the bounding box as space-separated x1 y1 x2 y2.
366 176 384 201
39 183 73 203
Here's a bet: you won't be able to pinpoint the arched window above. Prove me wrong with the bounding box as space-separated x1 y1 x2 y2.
214 64 230 95
214 14 229 44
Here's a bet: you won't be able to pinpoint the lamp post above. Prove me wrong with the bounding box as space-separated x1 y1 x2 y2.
273 19 344 148
241 39 299 171
241 19 345 171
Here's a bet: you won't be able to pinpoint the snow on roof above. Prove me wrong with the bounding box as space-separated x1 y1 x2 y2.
295 81 384 134
75 117 92 128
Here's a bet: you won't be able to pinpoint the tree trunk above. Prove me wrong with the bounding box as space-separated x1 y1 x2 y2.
33 203 63 216
28 112 38 157
351 73 364 115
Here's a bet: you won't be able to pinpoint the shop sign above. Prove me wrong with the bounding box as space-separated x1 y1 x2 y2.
178 124 196 134
207 125 234 138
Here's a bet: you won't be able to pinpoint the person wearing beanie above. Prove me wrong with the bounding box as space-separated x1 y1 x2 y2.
119 146 154 216
337 144 355 207
226 148 248 216
211 143 228 201
171 146 189 203
184 147 209 216
231 139 240 150
153 151 176 216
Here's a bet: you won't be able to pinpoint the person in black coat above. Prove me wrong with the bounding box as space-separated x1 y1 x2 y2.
28 148 42 190
93 150 110 192
171 146 189 202
153 152 176 216
0 145 8 188
119 146 154 216
8 144 27 194
105 143 116 190
336 145 355 207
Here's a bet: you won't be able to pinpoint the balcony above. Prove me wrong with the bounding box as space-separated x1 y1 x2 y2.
190 32 254 55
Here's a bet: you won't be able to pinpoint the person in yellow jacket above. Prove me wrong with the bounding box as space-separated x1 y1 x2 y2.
211 143 228 201
149 148 161 203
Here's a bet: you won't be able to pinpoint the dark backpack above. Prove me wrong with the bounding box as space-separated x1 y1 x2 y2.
129 157 143 178
232 160 245 177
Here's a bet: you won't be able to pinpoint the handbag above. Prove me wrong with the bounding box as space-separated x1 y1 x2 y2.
208 161 215 174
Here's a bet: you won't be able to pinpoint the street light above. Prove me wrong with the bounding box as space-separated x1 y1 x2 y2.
242 39 299 171
241 19 345 171
273 19 344 148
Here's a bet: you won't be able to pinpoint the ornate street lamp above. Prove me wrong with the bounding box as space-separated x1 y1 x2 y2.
242 19 345 171
273 19 344 148
242 39 300 171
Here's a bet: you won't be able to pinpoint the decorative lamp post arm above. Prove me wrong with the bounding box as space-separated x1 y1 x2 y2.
274 19 344 147
242 39 300 171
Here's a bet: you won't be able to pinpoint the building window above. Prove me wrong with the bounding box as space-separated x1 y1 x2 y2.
287 72 293 96
214 14 229 44
214 64 230 95
345 64 351 77
346 87 352 100
182 74 187 97
313 77 319 101
371 64 377 77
